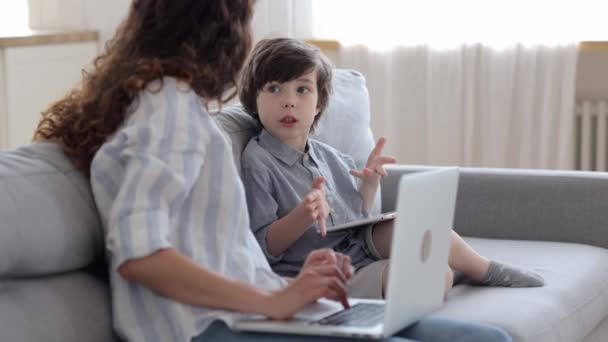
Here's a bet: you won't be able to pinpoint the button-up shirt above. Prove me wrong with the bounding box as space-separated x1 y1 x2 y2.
241 129 375 277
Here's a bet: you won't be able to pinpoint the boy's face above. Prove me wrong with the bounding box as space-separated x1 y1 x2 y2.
256 70 320 147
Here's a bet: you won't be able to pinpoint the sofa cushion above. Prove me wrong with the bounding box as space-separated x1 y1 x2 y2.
0 143 103 277
0 271 116 342
216 68 381 213
433 238 608 342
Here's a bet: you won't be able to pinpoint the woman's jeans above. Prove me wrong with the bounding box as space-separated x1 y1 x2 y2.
192 317 512 342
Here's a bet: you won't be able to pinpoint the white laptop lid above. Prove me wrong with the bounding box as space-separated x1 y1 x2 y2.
383 168 459 336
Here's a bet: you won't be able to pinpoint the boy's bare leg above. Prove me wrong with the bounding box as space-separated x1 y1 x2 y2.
371 220 394 258
373 221 492 279
444 267 454 298
372 221 491 278
449 231 544 287
448 231 490 280
374 223 543 288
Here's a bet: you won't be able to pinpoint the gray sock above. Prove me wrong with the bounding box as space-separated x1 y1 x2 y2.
475 261 544 287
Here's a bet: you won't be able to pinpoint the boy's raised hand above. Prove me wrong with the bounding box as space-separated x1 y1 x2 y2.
294 176 330 237
349 137 397 185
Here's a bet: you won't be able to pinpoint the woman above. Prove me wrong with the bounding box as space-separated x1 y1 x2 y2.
35 1 512 341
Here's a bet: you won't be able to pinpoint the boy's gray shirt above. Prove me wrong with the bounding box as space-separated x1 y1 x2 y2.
241 129 375 277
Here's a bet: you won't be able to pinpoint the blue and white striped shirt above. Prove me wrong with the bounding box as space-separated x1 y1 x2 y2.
90 78 284 342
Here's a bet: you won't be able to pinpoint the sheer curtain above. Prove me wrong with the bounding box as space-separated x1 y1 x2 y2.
312 0 597 169
339 44 578 168
252 0 312 42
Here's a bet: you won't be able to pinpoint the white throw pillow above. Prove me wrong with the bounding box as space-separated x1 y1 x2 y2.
310 69 375 171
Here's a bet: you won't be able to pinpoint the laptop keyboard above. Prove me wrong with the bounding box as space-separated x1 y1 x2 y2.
313 303 385 327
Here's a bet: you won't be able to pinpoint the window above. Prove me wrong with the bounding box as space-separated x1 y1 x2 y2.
312 0 607 49
0 0 30 33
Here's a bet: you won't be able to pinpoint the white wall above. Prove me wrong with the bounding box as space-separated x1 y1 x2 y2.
28 0 129 49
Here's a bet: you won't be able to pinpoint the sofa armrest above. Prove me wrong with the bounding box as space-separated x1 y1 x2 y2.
381 165 608 249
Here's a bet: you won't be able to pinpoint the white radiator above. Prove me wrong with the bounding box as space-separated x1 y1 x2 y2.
576 100 608 171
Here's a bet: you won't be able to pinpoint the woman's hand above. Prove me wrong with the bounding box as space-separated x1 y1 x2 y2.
301 248 354 280
264 249 353 320
292 176 331 236
350 137 397 186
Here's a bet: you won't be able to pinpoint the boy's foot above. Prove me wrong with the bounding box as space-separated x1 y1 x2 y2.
474 261 545 287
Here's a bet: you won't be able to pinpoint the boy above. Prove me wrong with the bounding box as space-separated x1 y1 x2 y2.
240 38 544 299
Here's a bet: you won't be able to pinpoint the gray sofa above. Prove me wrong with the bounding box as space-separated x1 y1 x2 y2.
2 69 608 342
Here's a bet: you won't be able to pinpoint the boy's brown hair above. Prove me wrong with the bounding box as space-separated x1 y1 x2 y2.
239 38 333 131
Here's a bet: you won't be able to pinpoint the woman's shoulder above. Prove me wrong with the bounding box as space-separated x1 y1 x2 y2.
140 77 199 102
125 77 205 124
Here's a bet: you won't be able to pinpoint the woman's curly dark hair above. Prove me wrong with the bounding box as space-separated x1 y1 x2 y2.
34 0 254 173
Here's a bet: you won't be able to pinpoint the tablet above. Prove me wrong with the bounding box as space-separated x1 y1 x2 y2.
326 211 396 232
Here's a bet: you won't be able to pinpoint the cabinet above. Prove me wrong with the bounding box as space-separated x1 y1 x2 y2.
0 30 97 149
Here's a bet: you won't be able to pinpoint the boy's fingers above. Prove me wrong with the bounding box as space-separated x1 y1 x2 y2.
307 190 320 202
318 216 327 236
306 248 336 266
314 248 337 265
350 169 365 178
371 137 386 155
311 176 325 190
378 156 397 164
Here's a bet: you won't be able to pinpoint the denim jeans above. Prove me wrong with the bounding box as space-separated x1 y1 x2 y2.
192 317 512 342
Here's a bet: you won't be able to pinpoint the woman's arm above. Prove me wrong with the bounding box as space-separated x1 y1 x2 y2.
118 248 272 313
118 247 350 319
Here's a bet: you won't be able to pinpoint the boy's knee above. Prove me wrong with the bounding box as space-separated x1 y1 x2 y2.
445 268 454 296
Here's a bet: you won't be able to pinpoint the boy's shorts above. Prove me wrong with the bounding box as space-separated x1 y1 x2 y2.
347 225 388 299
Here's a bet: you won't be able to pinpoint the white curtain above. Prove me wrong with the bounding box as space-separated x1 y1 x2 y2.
252 0 312 42
340 44 578 169
312 0 586 169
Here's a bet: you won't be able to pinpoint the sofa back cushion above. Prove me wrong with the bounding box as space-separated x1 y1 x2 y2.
0 143 103 277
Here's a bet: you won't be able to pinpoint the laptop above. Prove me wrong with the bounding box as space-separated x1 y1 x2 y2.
225 168 459 339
